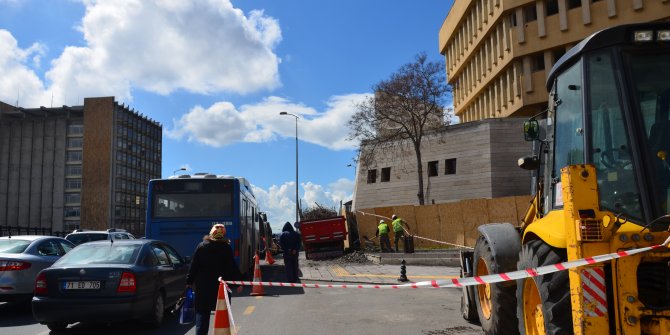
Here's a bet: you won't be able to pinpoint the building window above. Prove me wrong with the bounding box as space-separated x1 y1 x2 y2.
546 0 559 15
64 206 80 218
65 179 82 190
64 193 80 204
367 169 377 184
64 221 80 232
445 159 457 175
532 53 545 72
524 5 537 22
567 0 581 9
428 161 438 177
65 165 82 176
67 138 83 148
67 124 83 136
66 151 82 162
381 167 391 182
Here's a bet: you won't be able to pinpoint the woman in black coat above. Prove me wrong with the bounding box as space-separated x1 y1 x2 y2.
186 224 242 335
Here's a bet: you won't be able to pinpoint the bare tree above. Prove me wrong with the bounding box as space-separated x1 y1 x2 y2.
348 52 451 205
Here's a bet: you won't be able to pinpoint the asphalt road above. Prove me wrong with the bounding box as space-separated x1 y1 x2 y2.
1 262 484 335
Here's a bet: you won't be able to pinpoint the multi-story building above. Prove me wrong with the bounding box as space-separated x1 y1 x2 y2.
438 0 670 122
0 97 161 236
352 118 530 210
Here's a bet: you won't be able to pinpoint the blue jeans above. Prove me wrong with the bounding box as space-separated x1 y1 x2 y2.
195 311 211 335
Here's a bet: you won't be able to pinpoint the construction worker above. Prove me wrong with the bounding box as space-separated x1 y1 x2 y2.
391 214 410 252
375 219 392 252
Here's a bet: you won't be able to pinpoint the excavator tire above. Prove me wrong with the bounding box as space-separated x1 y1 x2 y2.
473 236 519 335
516 239 572 335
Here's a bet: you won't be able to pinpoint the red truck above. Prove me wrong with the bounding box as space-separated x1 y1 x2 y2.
299 216 347 260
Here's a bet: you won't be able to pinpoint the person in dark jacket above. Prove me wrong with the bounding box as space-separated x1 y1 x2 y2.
186 224 242 335
279 221 301 283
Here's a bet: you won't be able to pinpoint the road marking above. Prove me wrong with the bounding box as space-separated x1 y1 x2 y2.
329 264 458 279
243 306 255 315
255 296 263 300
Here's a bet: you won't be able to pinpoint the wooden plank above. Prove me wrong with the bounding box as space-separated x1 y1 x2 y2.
438 202 465 248
487 196 518 224
414 205 441 248
461 199 489 247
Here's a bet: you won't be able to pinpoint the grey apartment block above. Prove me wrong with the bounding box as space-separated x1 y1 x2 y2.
352 118 532 210
0 98 161 236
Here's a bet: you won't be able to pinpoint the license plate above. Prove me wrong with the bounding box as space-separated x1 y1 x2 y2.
64 281 101 290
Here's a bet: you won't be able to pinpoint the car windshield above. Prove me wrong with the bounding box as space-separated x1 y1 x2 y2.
55 244 141 265
0 239 31 253
66 233 108 245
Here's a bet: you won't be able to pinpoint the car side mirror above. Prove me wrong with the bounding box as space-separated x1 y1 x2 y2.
523 120 540 141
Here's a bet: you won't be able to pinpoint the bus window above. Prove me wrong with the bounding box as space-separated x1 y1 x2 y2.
150 179 234 218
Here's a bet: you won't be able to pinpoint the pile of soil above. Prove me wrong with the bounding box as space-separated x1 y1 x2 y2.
302 250 372 267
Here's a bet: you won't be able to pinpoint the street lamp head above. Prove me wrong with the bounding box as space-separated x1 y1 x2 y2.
280 111 288 115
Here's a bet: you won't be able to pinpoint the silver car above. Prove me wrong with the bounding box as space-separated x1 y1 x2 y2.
0 236 75 303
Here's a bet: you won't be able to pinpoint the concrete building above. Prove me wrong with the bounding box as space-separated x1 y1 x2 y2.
352 118 530 210
0 97 161 236
438 0 670 122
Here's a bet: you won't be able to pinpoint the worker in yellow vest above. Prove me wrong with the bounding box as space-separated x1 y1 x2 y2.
391 214 410 252
375 220 392 252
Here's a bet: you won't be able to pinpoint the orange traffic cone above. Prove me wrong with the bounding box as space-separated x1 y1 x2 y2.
250 252 265 296
265 239 275 265
212 281 235 335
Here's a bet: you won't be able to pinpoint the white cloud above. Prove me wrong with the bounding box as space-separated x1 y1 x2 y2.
0 0 282 106
252 178 353 233
0 31 49 107
165 94 369 150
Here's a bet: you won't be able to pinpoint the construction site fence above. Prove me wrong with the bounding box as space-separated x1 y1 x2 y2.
355 195 531 249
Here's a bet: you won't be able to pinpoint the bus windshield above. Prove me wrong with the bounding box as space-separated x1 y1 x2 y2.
151 179 234 218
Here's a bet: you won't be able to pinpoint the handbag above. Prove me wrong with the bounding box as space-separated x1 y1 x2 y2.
179 287 195 325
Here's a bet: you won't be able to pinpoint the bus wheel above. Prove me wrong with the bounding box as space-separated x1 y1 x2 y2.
516 240 572 335
473 236 519 335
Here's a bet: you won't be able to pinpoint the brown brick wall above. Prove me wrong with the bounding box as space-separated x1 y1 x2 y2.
80 97 114 230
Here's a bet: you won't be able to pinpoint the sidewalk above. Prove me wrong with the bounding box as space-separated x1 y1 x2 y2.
268 251 462 285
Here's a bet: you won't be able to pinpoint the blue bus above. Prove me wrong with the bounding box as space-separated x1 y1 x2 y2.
145 173 260 276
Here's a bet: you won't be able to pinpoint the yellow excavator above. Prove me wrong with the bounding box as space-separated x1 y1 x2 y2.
460 22 670 334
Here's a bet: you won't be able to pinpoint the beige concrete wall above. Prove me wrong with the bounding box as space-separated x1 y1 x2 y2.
353 118 530 210
357 195 531 249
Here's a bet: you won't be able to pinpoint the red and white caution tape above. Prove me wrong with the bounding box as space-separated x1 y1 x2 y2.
227 236 670 289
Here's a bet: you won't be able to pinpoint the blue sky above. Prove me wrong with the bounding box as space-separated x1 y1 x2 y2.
0 0 454 231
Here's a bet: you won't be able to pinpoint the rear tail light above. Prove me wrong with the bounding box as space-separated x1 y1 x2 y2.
34 273 48 296
117 272 137 293
0 260 31 271
233 238 240 257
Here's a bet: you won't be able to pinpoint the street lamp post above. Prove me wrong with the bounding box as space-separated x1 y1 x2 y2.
280 112 299 224
173 167 186 175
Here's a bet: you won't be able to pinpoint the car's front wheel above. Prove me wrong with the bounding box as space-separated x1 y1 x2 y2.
46 322 68 331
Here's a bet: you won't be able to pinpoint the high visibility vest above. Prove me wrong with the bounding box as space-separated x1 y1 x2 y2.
378 223 389 235
392 218 404 232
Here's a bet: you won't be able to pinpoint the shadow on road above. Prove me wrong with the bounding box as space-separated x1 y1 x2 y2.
0 301 194 334
0 301 35 327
